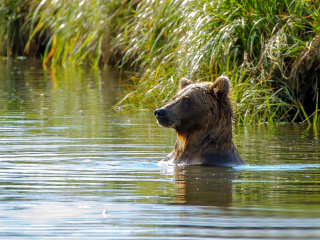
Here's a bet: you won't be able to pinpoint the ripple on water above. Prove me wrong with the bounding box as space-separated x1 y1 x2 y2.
236 163 320 171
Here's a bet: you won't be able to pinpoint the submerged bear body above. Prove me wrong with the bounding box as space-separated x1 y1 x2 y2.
154 76 247 167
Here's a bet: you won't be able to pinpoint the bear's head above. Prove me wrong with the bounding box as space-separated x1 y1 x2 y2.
154 76 233 139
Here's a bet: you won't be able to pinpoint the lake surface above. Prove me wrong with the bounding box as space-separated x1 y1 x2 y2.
0 59 320 239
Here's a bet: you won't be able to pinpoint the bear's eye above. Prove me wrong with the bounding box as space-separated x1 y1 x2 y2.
181 97 190 107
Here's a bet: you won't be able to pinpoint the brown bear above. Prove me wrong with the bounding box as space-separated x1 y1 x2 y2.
154 76 247 167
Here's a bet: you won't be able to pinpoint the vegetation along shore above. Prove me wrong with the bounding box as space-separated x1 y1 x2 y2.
1 0 320 124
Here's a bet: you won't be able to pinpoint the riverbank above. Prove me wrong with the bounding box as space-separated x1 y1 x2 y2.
1 0 320 124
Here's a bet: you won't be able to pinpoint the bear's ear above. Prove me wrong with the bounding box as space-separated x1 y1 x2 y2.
211 76 231 98
179 78 193 90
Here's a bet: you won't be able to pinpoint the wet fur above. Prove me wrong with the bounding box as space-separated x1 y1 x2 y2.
155 76 246 167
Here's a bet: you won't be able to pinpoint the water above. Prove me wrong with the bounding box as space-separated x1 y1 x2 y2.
1 59 320 239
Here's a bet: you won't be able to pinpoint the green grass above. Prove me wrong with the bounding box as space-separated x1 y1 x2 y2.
1 0 126 65
113 0 320 124
25 0 123 67
1 0 320 124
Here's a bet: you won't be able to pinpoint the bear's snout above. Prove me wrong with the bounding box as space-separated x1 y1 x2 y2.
154 108 176 127
154 108 166 118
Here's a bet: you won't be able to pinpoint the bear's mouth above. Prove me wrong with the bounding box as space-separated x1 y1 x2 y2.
156 117 174 127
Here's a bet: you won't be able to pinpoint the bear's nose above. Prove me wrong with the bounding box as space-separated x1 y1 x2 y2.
154 108 166 117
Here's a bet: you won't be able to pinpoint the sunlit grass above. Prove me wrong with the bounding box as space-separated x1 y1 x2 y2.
0 0 127 66
25 0 121 67
115 0 320 124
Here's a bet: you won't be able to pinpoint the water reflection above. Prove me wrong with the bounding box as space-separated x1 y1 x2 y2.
174 166 233 206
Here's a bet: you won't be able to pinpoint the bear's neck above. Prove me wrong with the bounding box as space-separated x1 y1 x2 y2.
175 126 232 151
170 123 246 167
